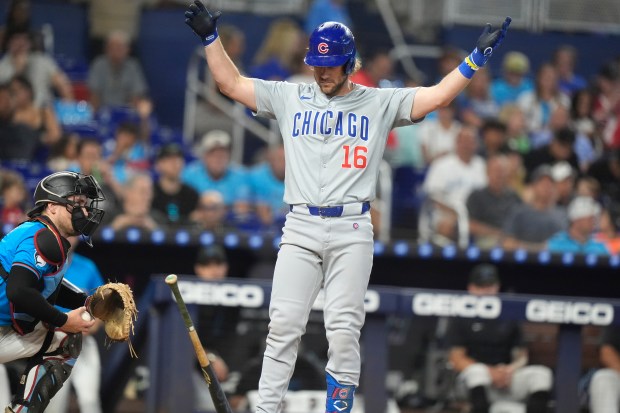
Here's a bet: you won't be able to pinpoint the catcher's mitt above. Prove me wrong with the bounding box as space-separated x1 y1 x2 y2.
87 282 138 355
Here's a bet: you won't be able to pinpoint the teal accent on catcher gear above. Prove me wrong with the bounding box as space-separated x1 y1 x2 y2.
304 22 357 74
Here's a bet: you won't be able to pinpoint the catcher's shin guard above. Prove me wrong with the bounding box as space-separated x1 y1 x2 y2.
326 373 356 413
9 333 81 413
10 359 73 413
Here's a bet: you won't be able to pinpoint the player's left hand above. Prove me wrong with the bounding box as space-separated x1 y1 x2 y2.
476 17 512 58
184 0 221 46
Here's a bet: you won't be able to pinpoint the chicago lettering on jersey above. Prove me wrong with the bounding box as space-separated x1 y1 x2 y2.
292 110 369 140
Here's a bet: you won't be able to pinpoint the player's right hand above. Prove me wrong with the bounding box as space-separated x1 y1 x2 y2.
60 307 96 334
184 0 221 45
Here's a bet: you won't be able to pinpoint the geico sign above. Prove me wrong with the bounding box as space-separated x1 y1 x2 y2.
311 289 380 313
177 281 264 307
412 293 501 318
526 300 614 325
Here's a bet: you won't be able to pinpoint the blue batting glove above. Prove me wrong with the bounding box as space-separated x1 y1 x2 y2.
459 17 512 79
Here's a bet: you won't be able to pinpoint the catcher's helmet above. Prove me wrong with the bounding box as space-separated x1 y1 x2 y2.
304 21 356 74
27 171 106 239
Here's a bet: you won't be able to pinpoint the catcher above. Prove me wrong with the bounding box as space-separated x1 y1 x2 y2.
0 171 136 413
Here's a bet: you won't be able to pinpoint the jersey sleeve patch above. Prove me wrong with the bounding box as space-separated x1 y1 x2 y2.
33 228 69 266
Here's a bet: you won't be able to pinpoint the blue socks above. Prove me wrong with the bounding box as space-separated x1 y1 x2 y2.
326 373 356 413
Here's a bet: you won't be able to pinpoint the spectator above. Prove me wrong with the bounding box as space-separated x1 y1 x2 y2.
0 170 27 227
498 104 530 155
570 89 603 170
421 125 487 242
350 49 395 88
517 63 571 139
0 0 42 54
107 122 151 185
0 83 20 161
9 75 61 149
248 144 287 229
551 161 577 209
434 46 463 84
478 119 509 158
490 51 534 107
152 143 199 226
466 155 522 249
182 130 250 217
190 190 229 233
108 173 166 231
458 67 500 128
589 326 620 413
86 0 157 59
304 0 352 35
502 165 567 251
446 264 553 413
192 244 239 412
46 236 104 413
523 127 580 182
87 30 150 111
249 18 303 80
47 132 79 172
591 62 620 148
71 137 122 213
552 45 587 97
587 148 620 204
419 101 461 165
547 196 609 255
0 30 73 107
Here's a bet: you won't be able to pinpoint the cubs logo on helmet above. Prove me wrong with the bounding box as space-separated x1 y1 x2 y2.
304 21 357 74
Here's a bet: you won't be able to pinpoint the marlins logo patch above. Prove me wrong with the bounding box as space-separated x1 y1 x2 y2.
318 42 329 54
34 251 46 267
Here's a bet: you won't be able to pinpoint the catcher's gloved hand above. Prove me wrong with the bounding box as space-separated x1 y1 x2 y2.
87 282 138 350
184 0 221 46
459 17 512 79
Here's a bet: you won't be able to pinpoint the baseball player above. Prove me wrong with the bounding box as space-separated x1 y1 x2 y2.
184 3 511 412
0 171 106 413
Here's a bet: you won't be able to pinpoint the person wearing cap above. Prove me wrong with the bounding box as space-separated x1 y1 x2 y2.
547 196 609 255
523 127 580 183
152 143 199 226
490 51 534 107
502 164 567 251
445 264 553 413
550 161 577 209
192 245 239 412
181 129 251 221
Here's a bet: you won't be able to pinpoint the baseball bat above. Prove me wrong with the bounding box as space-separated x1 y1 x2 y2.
165 274 233 413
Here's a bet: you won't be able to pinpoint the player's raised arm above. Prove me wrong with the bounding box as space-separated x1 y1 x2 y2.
411 17 511 120
185 0 257 112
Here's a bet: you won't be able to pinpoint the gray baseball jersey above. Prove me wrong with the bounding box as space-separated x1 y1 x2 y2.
253 80 418 205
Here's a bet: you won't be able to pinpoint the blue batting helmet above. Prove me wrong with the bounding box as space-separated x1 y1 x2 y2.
304 22 356 74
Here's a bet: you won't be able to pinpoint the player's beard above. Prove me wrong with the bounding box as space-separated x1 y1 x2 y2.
319 76 350 97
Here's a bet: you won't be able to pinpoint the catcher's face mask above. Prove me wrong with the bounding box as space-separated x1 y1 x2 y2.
67 176 106 239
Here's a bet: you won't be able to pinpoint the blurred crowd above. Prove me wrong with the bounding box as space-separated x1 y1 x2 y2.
1 0 620 258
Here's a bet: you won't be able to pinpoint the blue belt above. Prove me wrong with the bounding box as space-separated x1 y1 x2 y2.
290 202 371 217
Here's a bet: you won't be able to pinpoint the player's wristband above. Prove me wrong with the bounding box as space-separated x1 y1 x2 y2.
458 47 487 79
202 29 219 46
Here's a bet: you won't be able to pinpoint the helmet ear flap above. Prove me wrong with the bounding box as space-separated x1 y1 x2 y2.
345 55 356 74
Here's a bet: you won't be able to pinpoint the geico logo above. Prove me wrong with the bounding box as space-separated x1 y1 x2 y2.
412 293 501 318
178 281 264 307
311 289 380 313
526 300 614 325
